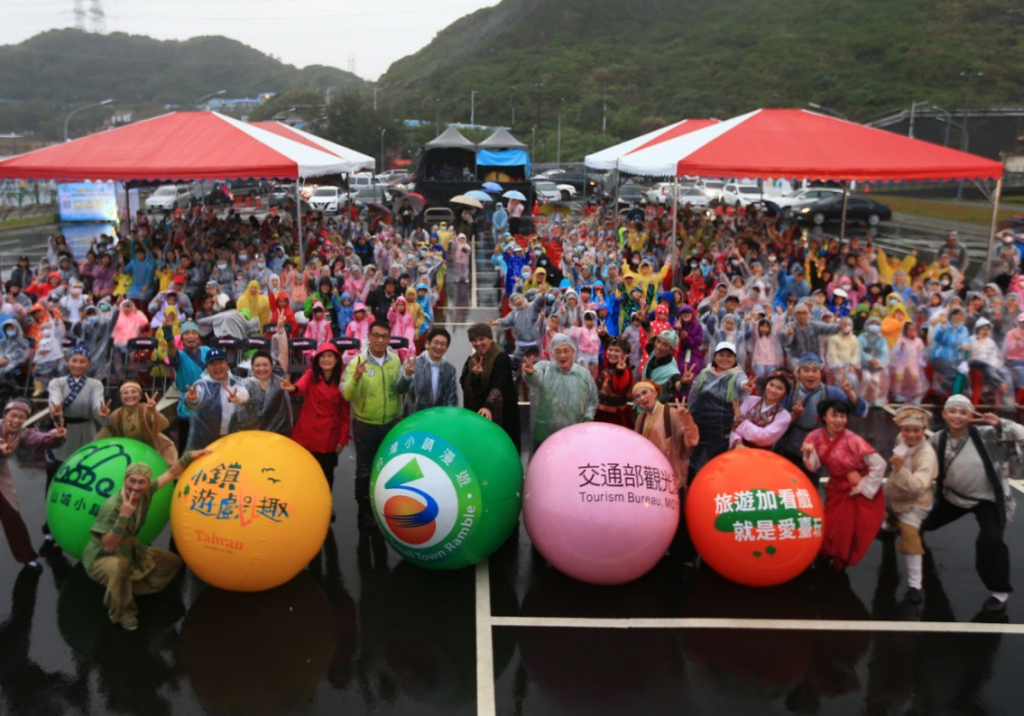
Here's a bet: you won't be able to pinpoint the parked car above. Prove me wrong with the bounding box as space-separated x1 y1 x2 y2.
700 179 726 203
772 187 845 210
675 185 711 209
269 183 296 208
228 178 269 199
645 182 676 205
354 185 393 206
797 195 892 226
722 181 764 208
189 180 233 207
545 171 600 196
375 169 409 183
145 184 191 212
308 186 342 214
531 180 562 203
616 184 645 206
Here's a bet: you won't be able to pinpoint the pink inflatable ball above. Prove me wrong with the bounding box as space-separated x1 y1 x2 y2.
523 422 680 585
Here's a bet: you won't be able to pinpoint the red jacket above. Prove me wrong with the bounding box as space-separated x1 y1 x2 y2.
290 343 350 453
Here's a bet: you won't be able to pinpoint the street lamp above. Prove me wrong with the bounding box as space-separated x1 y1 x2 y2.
556 98 564 168
807 102 848 121
470 90 479 126
379 128 386 174
927 104 967 148
194 89 226 108
63 98 113 142
957 71 983 199
373 88 379 112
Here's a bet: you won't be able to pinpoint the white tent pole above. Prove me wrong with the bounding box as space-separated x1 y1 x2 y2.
672 173 679 276
839 183 849 243
985 176 1003 281
295 179 303 261
613 160 620 236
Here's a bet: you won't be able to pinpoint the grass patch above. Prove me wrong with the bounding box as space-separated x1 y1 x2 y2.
879 196 1019 227
0 214 58 231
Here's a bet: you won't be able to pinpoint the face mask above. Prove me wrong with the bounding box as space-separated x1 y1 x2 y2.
239 254 248 261
217 263 227 270
868 324 881 334
257 262 266 269
841 325 853 334
3 329 16 338
86 315 99 324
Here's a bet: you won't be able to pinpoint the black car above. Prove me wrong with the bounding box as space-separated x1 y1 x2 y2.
797 195 892 227
545 171 601 195
616 185 645 206
228 178 269 199
189 180 234 207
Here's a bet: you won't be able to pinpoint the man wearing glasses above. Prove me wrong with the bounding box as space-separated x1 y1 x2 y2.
343 319 402 527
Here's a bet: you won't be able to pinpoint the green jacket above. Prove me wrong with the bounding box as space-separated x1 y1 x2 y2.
342 348 402 425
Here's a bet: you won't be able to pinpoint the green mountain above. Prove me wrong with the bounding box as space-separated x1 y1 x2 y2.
378 0 1024 163
0 29 365 140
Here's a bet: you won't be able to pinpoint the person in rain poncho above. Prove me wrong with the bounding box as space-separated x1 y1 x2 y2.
182 348 250 452
620 258 671 296
33 313 67 396
890 321 929 405
236 279 271 328
1003 311 1024 393
453 233 472 283
883 405 938 604
928 305 970 398
750 315 786 380
968 318 1014 406
303 302 333 358
522 333 598 448
387 296 417 363
782 302 841 373
826 316 861 387
857 317 890 407
488 291 546 373
708 313 750 372
196 305 261 341
568 310 601 379
236 330 294 437
71 304 114 381
675 305 704 378
397 327 458 414
96 381 178 464
0 319 30 389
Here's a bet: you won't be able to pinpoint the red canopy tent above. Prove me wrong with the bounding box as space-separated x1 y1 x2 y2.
251 121 375 172
617 109 1005 275
0 111 364 257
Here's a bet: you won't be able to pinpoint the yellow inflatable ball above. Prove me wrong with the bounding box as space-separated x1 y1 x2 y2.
170 431 331 592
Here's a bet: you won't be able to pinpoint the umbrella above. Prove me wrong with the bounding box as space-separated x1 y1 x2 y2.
996 216 1024 233
483 182 504 193
538 201 574 217
465 190 494 202
450 194 484 209
502 190 527 201
366 203 392 216
393 192 426 214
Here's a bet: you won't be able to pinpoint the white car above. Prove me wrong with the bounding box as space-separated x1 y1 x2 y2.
308 186 342 213
557 183 577 200
532 181 561 202
675 185 711 209
772 187 845 210
700 179 726 203
145 185 191 212
722 181 763 207
645 182 678 205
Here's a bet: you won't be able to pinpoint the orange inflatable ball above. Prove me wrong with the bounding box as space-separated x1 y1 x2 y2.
170 431 332 592
686 449 824 587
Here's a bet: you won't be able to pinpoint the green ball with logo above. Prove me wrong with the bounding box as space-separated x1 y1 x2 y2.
370 407 523 570
46 438 171 560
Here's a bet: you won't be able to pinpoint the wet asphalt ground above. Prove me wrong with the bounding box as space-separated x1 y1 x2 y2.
0 219 1023 715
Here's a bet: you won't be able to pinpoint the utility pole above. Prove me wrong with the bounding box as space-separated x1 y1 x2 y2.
957 71 983 199
602 95 608 134
435 99 441 137
470 90 479 126
534 83 542 130
508 86 516 128
373 88 379 112
908 99 929 138
556 98 564 168
532 126 536 161
379 128 386 173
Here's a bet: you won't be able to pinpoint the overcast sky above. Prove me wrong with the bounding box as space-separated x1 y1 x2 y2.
4 0 499 80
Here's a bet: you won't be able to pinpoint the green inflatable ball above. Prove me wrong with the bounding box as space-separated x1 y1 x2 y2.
46 438 171 560
370 407 523 570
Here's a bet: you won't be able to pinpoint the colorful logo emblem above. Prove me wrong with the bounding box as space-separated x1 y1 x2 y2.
372 431 481 565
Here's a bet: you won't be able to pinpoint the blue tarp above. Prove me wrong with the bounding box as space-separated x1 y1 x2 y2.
476 148 530 177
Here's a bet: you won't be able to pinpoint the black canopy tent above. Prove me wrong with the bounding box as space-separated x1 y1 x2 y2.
413 126 478 182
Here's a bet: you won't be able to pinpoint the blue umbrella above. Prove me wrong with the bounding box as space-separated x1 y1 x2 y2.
466 190 494 202
482 182 503 193
502 190 527 201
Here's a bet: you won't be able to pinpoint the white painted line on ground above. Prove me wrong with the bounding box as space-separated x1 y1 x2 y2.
489 615 1024 635
475 560 497 716
1011 479 1024 495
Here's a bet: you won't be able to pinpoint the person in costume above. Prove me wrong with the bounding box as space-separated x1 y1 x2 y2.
182 348 250 452
522 333 598 448
922 394 1024 615
883 405 938 605
595 336 634 428
642 329 683 403
633 380 698 488
166 321 211 454
776 353 868 483
801 399 887 570
84 452 209 631
45 345 105 539
461 323 520 452
729 370 793 450
96 382 177 464
0 399 65 572
236 279 271 328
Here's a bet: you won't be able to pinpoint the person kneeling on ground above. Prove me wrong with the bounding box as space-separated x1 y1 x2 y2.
83 451 210 631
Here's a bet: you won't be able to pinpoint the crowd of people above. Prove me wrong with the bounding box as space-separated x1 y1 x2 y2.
0 193 1022 631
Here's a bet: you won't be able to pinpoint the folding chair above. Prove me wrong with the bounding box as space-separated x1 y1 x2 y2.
389 337 409 352
211 337 243 370
236 336 273 377
331 337 360 354
123 337 161 390
287 338 317 382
